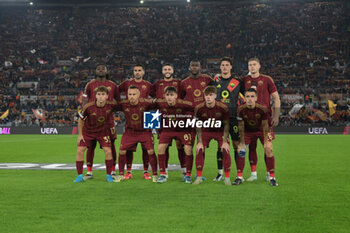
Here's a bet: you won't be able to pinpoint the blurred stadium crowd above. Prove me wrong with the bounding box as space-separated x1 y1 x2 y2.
0 2 349 126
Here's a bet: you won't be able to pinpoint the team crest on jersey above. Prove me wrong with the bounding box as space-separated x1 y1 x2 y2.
247 80 251 84
106 110 111 114
160 83 164 86
172 82 178 86
202 113 207 118
107 87 112 91
222 90 229 98
243 115 248 118
125 108 130 112
216 112 222 118
258 81 264 85
201 82 206 86
248 120 257 126
194 89 201 97
131 114 139 121
92 112 97 116
217 84 221 88
176 108 182 113
97 116 105 123
140 107 145 111
162 108 168 113
255 114 261 119
187 85 192 89
142 85 147 89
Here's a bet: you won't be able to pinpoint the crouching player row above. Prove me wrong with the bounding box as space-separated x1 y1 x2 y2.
74 86 117 183
194 86 232 185
236 88 278 186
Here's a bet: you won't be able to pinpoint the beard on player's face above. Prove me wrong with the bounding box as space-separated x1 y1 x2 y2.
191 70 199 75
163 73 173 79
134 74 142 79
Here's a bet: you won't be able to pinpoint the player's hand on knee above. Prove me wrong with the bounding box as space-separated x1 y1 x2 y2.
221 141 230 153
196 142 204 154
77 135 85 144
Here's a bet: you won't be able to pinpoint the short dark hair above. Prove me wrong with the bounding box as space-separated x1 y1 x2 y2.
96 86 109 94
190 60 201 65
220 57 233 66
164 86 177 94
133 64 145 70
162 63 174 69
203 86 217 95
95 64 109 79
245 88 257 95
128 85 139 90
248 58 260 64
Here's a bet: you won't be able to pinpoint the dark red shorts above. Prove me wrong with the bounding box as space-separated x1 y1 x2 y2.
159 131 194 146
120 131 154 151
200 132 229 148
244 130 274 145
78 131 111 148
108 126 117 141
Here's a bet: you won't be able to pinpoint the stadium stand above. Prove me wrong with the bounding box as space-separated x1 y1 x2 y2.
0 2 349 126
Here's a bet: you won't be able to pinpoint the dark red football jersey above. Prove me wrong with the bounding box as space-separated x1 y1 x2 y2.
194 101 229 133
150 79 181 99
180 74 213 107
84 79 120 128
116 98 156 131
156 99 194 132
237 103 268 132
119 79 152 99
243 74 277 112
84 79 120 102
79 100 117 135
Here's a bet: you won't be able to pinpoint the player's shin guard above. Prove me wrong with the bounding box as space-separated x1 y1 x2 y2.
126 151 133 172
118 154 126 175
148 152 158 176
76 161 84 175
217 149 223 170
86 140 97 172
195 150 205 177
142 148 149 171
165 147 170 169
185 154 193 176
111 140 117 172
265 156 275 178
236 150 245 178
177 147 186 168
158 154 166 175
105 159 113 175
223 150 231 178
249 140 258 172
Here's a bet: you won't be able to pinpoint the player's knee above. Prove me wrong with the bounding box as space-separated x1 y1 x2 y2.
119 150 126 155
184 146 192 155
158 144 167 154
147 149 154 155
264 146 273 157
77 146 85 156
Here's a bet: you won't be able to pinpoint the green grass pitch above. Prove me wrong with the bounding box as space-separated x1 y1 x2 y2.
0 135 349 233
